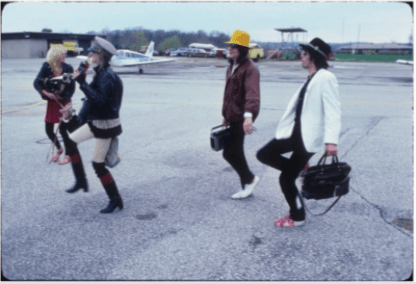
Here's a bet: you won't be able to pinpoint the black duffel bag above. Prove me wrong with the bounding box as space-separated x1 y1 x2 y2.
301 154 351 200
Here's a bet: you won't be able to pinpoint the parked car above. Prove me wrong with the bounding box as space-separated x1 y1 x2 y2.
211 48 226 58
221 49 229 59
183 48 210 58
164 48 173 56
170 48 189 57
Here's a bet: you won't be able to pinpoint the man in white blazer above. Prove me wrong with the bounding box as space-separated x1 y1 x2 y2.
257 38 341 228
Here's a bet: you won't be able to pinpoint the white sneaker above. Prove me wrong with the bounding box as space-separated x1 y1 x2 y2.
231 190 245 199
231 176 260 199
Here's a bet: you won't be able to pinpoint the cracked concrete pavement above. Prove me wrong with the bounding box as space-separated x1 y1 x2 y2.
1 57 413 280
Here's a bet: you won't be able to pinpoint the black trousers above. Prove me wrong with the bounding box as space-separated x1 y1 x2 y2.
45 122 75 156
58 122 73 155
61 117 85 156
222 121 255 188
257 125 314 221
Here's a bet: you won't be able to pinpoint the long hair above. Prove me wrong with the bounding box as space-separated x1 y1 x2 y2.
309 52 328 70
228 45 250 67
46 45 66 74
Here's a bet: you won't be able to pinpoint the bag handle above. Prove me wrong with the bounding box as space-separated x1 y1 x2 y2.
317 153 339 166
211 124 229 133
301 195 343 216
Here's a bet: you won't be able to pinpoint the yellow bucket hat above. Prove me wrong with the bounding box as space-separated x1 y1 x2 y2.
225 30 251 48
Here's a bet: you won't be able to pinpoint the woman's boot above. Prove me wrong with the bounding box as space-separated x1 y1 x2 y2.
99 172 123 213
66 152 88 193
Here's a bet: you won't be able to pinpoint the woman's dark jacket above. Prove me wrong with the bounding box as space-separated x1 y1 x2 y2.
78 63 123 122
33 62 75 102
222 57 260 122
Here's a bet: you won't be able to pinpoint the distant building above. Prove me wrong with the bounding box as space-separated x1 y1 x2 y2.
338 43 413 55
1 32 105 58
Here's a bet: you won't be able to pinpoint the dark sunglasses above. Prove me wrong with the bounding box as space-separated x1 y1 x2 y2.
229 44 239 48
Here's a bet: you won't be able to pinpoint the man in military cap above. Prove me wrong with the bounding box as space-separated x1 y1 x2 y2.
257 38 341 228
63 36 124 214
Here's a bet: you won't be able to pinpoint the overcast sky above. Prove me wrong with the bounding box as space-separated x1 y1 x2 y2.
2 1 413 44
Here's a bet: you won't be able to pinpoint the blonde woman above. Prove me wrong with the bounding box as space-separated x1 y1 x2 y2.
34 45 75 164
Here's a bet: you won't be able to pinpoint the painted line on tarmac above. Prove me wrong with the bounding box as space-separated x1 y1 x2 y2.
3 109 46 116
3 102 81 116
2 100 46 114
123 102 223 107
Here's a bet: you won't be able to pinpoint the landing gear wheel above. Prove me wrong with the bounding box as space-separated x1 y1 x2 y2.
139 68 143 74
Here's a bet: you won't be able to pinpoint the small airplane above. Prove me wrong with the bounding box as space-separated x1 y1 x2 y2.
396 59 413 66
77 41 176 74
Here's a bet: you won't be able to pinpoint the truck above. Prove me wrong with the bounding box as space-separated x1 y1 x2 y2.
249 43 264 62
226 43 265 62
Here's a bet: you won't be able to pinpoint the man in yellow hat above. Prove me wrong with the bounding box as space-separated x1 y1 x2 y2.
221 30 260 199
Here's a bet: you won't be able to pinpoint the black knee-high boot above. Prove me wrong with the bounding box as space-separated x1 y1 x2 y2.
66 152 88 193
93 162 123 213
99 172 123 213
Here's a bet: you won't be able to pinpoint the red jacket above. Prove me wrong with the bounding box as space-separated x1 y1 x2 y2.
222 58 260 122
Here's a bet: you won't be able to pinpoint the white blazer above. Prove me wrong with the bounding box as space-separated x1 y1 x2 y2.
275 68 341 153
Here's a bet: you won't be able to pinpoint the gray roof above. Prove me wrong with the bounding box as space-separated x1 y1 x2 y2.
340 43 413 50
2 32 105 41
275 28 307 33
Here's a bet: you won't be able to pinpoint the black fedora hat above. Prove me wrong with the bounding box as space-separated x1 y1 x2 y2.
299 38 332 60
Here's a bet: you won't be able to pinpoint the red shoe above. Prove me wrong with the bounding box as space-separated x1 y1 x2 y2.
274 215 305 228
51 148 63 163
58 155 71 165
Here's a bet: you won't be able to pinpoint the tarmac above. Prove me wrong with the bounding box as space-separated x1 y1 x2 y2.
1 56 413 280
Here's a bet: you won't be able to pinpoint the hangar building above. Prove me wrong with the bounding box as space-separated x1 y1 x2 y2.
2 32 104 58
338 43 413 55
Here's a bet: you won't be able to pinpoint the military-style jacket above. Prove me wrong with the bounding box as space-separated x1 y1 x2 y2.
78 63 123 122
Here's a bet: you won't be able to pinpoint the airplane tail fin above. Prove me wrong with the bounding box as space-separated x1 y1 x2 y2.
145 41 155 58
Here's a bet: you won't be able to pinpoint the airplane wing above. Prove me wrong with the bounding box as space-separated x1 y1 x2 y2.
396 59 413 66
76 55 89 61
